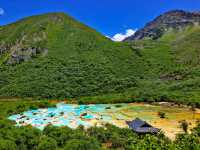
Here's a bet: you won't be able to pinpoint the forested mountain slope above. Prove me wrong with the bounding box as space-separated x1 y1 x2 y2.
0 13 138 99
0 12 200 105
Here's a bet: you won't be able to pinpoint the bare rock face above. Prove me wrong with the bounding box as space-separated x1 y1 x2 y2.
0 30 47 65
124 10 200 41
7 47 48 65
0 47 7 55
0 43 48 65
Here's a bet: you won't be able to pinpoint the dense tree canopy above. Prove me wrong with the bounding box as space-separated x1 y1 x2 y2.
0 120 199 150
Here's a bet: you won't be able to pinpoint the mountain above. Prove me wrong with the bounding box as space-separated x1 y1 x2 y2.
124 10 200 41
0 13 108 65
0 13 138 99
1 12 200 105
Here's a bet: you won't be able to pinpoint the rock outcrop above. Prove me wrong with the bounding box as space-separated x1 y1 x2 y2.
124 10 200 41
0 43 48 65
7 47 48 65
0 30 47 65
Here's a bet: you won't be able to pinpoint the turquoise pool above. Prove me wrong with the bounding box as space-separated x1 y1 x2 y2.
9 102 200 139
8 103 125 130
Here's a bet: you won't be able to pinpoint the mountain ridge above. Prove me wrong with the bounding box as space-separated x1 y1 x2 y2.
124 10 200 41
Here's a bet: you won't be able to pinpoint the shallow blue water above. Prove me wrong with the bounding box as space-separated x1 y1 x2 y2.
8 103 119 130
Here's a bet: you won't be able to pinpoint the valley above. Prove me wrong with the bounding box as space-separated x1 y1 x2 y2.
0 10 200 149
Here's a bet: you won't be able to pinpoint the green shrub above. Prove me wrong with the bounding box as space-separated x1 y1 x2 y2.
37 137 57 150
64 138 101 150
0 139 17 150
158 112 166 119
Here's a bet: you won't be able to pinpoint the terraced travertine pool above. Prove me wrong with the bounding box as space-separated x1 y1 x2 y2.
8 103 200 139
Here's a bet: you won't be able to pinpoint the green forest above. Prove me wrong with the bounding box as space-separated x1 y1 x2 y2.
0 13 200 106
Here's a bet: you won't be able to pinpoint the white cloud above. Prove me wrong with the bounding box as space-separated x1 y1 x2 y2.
0 8 4 16
111 29 136 42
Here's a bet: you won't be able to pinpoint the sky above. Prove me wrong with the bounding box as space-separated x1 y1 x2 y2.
0 0 200 41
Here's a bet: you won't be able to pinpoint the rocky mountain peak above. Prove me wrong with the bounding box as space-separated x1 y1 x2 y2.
124 10 200 41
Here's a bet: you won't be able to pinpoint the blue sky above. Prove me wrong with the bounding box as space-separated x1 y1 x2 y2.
0 0 200 39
